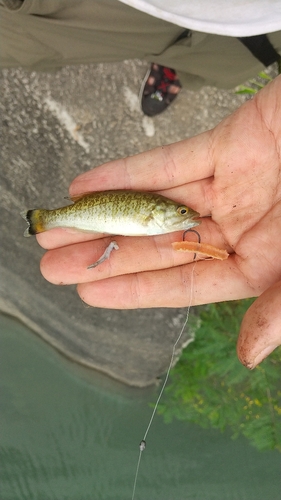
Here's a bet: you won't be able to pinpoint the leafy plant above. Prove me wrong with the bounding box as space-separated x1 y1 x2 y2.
235 71 273 95
158 300 281 452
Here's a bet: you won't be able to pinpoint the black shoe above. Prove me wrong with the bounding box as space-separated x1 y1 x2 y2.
140 63 182 117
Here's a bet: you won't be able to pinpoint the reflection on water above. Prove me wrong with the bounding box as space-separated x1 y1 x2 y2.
0 313 280 500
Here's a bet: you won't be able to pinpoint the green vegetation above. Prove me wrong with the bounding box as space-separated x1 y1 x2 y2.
158 300 281 452
235 71 273 94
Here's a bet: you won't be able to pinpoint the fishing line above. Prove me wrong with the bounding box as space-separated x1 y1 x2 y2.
131 261 197 500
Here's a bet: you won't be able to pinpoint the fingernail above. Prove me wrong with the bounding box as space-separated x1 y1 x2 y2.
251 344 278 369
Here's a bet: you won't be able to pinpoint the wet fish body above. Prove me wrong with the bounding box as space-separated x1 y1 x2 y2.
21 190 200 237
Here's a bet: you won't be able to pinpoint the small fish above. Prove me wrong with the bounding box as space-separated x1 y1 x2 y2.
21 190 200 237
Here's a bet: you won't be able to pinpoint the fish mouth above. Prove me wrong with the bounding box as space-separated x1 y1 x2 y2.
183 209 201 229
189 208 200 219
188 209 201 225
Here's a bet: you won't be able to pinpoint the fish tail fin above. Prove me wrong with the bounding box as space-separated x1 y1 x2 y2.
21 209 47 237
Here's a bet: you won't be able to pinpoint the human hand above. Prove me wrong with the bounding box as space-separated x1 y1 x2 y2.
38 76 281 367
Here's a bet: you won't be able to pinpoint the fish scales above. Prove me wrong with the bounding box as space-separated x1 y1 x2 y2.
52 192 161 234
21 190 200 237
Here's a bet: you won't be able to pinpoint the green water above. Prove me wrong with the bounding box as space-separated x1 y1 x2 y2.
0 313 280 500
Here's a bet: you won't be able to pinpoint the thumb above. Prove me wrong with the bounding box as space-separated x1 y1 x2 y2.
237 280 281 369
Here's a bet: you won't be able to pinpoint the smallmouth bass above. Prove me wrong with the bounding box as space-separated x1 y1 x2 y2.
21 190 200 237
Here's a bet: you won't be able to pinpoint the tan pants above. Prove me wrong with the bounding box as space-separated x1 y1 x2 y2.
1 0 281 89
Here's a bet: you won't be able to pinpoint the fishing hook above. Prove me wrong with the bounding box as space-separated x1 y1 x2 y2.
182 229 201 260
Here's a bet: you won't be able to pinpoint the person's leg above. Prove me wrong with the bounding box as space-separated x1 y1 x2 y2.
2 0 281 114
0 0 184 70
139 30 281 116
150 31 281 90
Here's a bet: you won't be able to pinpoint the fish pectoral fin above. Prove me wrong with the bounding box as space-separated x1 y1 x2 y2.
142 213 157 226
143 213 166 233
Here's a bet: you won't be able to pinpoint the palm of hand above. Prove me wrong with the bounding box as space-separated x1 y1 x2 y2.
38 77 281 312
204 92 281 299
37 77 281 367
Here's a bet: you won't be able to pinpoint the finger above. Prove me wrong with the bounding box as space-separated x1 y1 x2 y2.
76 256 257 309
157 178 213 216
36 228 103 250
40 233 193 285
69 131 213 195
256 75 281 138
237 280 281 369
40 218 230 285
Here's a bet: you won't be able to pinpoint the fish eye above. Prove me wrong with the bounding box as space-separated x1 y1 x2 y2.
177 206 188 215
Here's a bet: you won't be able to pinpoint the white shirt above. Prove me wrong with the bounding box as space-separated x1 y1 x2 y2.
119 0 281 37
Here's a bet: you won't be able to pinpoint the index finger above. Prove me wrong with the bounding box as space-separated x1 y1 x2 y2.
70 130 213 196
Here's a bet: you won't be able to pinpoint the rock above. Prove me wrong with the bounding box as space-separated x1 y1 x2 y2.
0 62 245 386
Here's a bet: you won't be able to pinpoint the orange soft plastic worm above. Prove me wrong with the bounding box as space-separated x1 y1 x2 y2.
172 241 229 260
